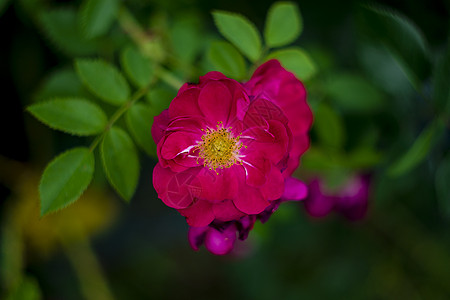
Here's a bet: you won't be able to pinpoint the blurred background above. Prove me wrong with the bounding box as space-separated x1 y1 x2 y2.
1 0 449 299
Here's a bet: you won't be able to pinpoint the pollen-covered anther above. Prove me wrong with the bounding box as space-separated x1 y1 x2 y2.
196 122 243 171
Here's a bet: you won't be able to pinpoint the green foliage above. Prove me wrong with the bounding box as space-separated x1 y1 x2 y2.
170 14 203 63
436 154 450 218
359 5 431 86
388 120 442 177
264 2 303 48
6 276 42 300
212 10 262 62
207 40 246 80
126 103 157 158
1 225 23 292
267 47 317 80
27 98 107 136
75 59 130 105
146 87 175 115
33 68 88 102
39 8 98 56
314 103 345 150
432 39 450 117
324 73 384 112
80 0 119 39
0 0 11 17
101 127 139 201
121 47 155 88
40 147 95 216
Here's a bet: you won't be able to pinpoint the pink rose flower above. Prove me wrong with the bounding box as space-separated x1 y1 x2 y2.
152 60 312 254
304 175 370 221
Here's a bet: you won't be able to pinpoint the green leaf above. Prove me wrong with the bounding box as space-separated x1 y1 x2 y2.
126 103 157 157
80 0 119 39
39 8 98 57
6 276 42 300
388 121 442 177
207 40 246 80
359 4 431 85
40 147 94 216
146 87 175 115
75 59 130 105
314 103 345 150
344 148 382 170
302 147 341 171
101 127 139 201
212 10 262 62
27 98 107 136
266 47 317 80
432 39 450 117
121 47 154 88
436 155 450 218
264 1 302 48
34 68 88 102
324 73 384 113
170 13 203 63
0 0 11 17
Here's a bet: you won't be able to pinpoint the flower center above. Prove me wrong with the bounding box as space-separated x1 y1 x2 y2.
196 122 243 171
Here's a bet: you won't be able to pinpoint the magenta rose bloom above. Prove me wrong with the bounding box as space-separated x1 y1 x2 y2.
152 60 312 254
304 175 370 221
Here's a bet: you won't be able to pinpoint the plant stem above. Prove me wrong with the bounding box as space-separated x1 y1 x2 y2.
61 235 115 300
89 85 150 152
156 66 183 90
117 6 184 91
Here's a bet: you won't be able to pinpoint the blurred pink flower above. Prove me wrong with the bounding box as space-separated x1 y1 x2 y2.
152 60 312 254
304 175 370 221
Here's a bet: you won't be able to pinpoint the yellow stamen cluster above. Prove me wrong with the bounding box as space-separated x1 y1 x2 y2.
196 122 243 171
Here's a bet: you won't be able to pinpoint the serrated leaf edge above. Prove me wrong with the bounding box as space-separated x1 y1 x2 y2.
39 147 94 217
27 97 107 136
212 10 262 62
100 127 140 202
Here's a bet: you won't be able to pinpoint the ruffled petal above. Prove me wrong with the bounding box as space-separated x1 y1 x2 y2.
152 163 198 209
242 119 289 164
160 131 198 160
178 200 215 227
169 88 203 119
198 81 232 124
194 167 238 201
282 177 308 201
212 200 246 222
199 71 228 83
241 151 270 187
260 165 285 201
151 109 170 145
233 184 269 214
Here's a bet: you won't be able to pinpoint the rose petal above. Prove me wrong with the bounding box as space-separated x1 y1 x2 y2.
188 226 209 251
304 180 334 218
260 165 285 200
241 151 270 187
152 163 198 209
194 167 238 201
169 88 203 119
151 109 170 145
198 81 232 124
204 224 237 255
178 200 215 227
212 200 246 222
283 177 308 201
161 131 198 160
233 184 269 214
